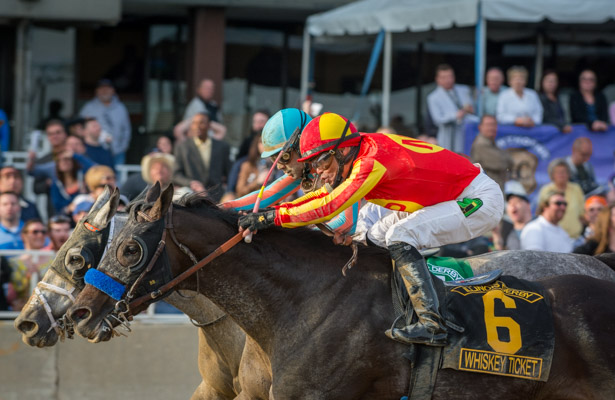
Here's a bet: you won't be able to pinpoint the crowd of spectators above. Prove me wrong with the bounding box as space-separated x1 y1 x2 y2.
2 62 615 311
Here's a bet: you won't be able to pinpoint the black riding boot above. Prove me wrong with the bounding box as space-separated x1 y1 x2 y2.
386 243 447 346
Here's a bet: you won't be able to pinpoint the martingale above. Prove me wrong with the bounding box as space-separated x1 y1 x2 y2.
440 276 555 381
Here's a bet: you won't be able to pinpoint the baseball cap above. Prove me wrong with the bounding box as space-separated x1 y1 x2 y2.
504 180 529 203
97 78 114 88
73 201 94 216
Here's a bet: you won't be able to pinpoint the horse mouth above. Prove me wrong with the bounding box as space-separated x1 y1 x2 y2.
86 319 114 343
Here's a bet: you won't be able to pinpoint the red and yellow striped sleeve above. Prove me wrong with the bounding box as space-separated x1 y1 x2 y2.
274 158 386 228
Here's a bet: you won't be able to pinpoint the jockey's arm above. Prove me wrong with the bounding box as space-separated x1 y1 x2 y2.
275 158 384 228
221 174 300 211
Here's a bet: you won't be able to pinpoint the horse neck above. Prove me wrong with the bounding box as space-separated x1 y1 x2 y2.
168 206 392 353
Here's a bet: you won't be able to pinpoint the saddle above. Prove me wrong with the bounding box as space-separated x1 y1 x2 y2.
391 259 555 400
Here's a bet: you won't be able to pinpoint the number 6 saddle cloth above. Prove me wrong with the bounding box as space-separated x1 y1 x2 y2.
440 276 555 382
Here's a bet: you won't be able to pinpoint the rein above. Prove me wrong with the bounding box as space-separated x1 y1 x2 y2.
126 231 243 313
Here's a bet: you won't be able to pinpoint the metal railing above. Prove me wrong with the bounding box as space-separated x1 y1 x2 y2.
0 249 186 322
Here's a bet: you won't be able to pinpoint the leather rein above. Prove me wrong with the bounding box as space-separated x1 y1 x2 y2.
112 205 242 321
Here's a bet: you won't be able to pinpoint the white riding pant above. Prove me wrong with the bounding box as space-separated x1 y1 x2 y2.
355 168 504 249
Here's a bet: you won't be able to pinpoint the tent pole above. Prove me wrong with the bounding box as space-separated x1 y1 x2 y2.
534 33 544 91
415 42 424 132
382 30 392 127
475 1 486 116
300 26 311 104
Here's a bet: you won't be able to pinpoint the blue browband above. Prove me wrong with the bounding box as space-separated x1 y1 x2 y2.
84 268 126 301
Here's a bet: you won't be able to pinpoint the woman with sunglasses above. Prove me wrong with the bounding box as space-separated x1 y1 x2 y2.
223 108 360 239
239 112 504 347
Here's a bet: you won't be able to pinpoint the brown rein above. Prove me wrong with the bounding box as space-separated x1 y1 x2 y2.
127 231 243 313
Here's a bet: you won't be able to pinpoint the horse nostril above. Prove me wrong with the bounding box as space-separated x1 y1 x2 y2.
16 320 37 335
70 308 91 324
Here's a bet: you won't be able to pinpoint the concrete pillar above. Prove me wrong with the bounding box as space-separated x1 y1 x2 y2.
188 7 226 106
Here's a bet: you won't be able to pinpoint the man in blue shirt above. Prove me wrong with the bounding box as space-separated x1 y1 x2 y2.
0 192 24 250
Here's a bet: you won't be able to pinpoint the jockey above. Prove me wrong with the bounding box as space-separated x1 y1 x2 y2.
224 108 358 236
238 112 504 346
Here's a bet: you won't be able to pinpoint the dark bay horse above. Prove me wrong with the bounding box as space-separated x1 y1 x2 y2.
13 188 246 400
67 185 615 399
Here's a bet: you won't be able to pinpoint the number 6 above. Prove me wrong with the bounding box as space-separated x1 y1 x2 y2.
483 291 522 354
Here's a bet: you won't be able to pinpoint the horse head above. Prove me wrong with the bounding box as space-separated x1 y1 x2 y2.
14 186 121 347
67 183 177 342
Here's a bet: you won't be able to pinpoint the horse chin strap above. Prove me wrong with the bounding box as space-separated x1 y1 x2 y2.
34 280 77 341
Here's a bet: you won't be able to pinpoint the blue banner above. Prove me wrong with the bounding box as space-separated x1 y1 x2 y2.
464 123 615 200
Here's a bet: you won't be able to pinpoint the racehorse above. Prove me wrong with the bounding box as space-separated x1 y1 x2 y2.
67 184 615 399
13 188 246 400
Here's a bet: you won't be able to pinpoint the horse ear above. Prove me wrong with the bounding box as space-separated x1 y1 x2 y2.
145 182 162 203
89 188 120 229
147 184 174 221
88 185 111 214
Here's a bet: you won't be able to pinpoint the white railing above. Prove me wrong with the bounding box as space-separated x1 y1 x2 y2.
0 248 184 320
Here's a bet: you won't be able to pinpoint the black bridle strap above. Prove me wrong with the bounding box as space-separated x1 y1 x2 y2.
124 228 167 301
128 232 243 313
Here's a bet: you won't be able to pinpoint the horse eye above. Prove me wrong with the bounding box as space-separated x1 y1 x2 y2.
126 246 139 255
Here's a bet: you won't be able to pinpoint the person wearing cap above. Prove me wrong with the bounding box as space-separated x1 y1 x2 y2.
79 79 131 166
72 200 94 224
493 181 532 250
223 108 359 237
521 191 574 253
537 158 585 239
238 112 504 347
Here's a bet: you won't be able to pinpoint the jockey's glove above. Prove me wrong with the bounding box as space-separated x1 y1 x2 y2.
239 209 276 232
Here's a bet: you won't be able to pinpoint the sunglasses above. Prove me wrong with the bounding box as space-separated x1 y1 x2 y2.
27 229 47 235
311 151 335 171
551 201 568 207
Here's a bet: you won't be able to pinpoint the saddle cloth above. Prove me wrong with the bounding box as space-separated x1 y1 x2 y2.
440 276 555 381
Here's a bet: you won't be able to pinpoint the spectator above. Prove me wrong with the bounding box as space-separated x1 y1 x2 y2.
84 165 116 202
9 219 53 310
65 116 87 139
50 150 94 217
610 102 615 126
470 115 513 190
565 137 600 195
237 110 270 160
539 70 572 133
608 173 615 205
83 118 114 168
426 64 476 152
183 78 222 123
44 215 72 251
496 66 543 127
573 204 615 255
0 167 40 222
79 79 132 165
581 195 607 240
493 181 532 250
0 192 24 250
537 159 584 239
235 134 270 197
569 69 609 131
65 134 88 156
520 191 573 252
0 108 9 154
173 112 231 203
28 119 68 216
142 153 174 189
72 200 94 224
481 67 507 116
155 135 173 154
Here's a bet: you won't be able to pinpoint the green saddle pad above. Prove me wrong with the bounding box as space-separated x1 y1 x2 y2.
426 256 474 282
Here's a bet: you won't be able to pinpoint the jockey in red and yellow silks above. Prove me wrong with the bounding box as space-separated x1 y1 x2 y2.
238 112 504 348
275 133 480 228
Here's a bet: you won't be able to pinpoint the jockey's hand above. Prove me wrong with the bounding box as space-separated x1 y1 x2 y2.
238 210 275 233
333 233 353 246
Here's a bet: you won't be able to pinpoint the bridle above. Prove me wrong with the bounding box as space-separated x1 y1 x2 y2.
85 204 240 335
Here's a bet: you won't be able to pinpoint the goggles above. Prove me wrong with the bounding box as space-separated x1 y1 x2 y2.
311 151 335 171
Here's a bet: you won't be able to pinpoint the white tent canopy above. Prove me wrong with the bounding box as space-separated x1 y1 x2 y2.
307 0 615 37
302 0 615 125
